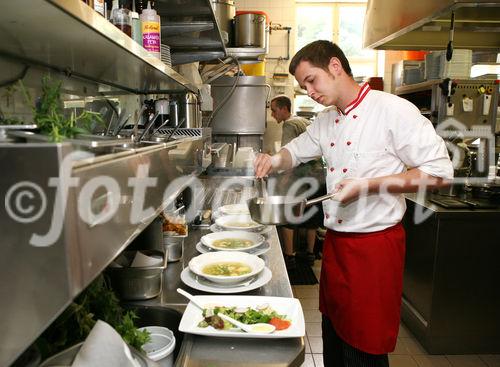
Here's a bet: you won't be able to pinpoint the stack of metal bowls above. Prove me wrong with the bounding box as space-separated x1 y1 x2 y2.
161 44 172 67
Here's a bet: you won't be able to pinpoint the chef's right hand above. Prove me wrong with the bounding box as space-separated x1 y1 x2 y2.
254 153 273 178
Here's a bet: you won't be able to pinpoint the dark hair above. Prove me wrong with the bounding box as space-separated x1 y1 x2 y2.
271 95 291 112
289 40 353 77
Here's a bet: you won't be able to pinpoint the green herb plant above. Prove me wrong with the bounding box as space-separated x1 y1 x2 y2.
18 76 103 142
36 275 150 359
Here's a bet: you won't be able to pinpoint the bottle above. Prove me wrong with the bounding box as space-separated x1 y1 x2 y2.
112 0 132 37
140 1 161 59
130 1 143 45
93 0 105 16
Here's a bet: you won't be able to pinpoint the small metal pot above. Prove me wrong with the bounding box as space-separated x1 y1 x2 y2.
106 250 167 301
247 192 336 225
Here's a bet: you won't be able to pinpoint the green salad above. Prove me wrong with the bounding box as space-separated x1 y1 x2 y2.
197 304 289 330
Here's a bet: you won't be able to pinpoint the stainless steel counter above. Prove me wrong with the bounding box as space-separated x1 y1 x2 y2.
131 177 305 367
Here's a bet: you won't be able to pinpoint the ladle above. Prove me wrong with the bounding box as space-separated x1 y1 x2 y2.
218 313 276 334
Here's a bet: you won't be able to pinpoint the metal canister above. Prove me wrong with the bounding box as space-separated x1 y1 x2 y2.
211 0 235 45
180 92 201 128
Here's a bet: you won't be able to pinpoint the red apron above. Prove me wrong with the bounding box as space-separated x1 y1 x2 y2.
319 223 406 355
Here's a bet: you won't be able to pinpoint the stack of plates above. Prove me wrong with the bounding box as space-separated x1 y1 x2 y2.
160 44 172 67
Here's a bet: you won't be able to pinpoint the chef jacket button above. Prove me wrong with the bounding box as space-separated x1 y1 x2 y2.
330 167 335 172
335 118 339 123
353 115 358 119
330 142 335 147
343 168 348 173
346 141 351 146
337 219 343 224
325 214 330 219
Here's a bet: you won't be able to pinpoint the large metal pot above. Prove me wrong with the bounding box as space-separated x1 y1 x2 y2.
235 12 267 48
247 192 336 225
211 0 235 45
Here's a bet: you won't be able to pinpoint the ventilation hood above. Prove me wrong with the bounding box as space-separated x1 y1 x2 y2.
363 0 500 50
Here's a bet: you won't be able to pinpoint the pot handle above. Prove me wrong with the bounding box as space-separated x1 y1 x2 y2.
305 192 336 206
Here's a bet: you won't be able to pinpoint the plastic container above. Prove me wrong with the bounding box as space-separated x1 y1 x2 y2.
403 51 428 61
139 326 176 367
241 61 266 76
141 1 161 59
130 10 143 45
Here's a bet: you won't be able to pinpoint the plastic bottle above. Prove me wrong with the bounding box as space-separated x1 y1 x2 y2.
141 1 161 59
112 0 132 37
93 0 105 16
130 1 143 46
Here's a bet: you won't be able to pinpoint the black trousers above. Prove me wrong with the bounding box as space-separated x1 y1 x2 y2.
322 315 389 367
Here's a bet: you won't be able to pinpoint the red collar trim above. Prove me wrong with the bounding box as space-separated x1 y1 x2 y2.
344 83 370 115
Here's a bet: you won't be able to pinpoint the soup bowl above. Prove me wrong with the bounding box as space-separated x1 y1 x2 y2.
215 215 263 231
188 251 265 284
201 231 265 252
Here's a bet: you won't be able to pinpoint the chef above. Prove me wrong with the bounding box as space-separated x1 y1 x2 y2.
254 40 453 367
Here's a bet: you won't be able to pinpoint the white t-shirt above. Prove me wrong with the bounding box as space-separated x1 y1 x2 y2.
284 83 453 233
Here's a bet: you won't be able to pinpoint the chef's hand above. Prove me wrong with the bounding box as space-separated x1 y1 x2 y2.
334 178 370 204
254 153 273 178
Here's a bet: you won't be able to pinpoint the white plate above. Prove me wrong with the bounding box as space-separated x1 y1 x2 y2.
179 295 305 338
201 231 264 251
210 224 272 236
196 241 271 256
219 203 250 215
180 267 272 294
215 215 263 231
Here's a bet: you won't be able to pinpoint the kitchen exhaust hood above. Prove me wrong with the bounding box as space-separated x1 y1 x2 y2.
363 0 500 50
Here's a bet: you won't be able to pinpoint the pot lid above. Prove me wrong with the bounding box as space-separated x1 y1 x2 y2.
235 10 270 24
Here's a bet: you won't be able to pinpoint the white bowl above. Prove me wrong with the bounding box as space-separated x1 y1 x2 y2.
189 251 265 284
201 231 264 252
219 203 250 215
215 215 263 231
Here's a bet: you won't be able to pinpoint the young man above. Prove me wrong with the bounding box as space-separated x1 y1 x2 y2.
254 40 453 366
270 95 322 269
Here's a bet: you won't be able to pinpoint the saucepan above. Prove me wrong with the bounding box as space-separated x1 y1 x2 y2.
247 179 336 225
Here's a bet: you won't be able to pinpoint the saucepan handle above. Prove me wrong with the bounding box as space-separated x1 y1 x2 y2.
305 192 336 207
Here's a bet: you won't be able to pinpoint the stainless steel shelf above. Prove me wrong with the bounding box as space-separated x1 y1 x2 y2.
157 0 227 65
0 0 198 94
395 80 442 95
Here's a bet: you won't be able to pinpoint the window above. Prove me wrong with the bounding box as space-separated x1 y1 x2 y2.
294 1 379 111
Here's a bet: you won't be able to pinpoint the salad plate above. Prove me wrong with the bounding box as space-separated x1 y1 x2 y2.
180 267 272 294
178 295 305 338
196 241 271 256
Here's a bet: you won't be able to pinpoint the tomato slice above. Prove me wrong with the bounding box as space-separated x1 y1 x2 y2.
269 317 291 330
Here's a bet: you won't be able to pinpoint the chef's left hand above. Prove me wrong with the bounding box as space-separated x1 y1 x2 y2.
333 178 370 204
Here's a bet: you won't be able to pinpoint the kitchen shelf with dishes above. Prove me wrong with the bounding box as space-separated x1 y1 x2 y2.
0 0 198 94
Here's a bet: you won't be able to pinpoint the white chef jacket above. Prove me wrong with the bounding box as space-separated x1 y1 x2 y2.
284 83 453 233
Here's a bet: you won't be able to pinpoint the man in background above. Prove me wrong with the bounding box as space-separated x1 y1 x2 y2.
270 95 325 270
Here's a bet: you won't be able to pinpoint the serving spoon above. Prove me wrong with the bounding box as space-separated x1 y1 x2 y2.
177 288 205 310
218 313 276 334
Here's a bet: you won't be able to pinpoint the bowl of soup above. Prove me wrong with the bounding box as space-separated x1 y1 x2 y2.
215 215 263 231
189 251 265 284
201 231 264 252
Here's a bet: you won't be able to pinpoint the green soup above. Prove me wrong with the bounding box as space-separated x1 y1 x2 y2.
212 238 254 249
202 262 252 276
